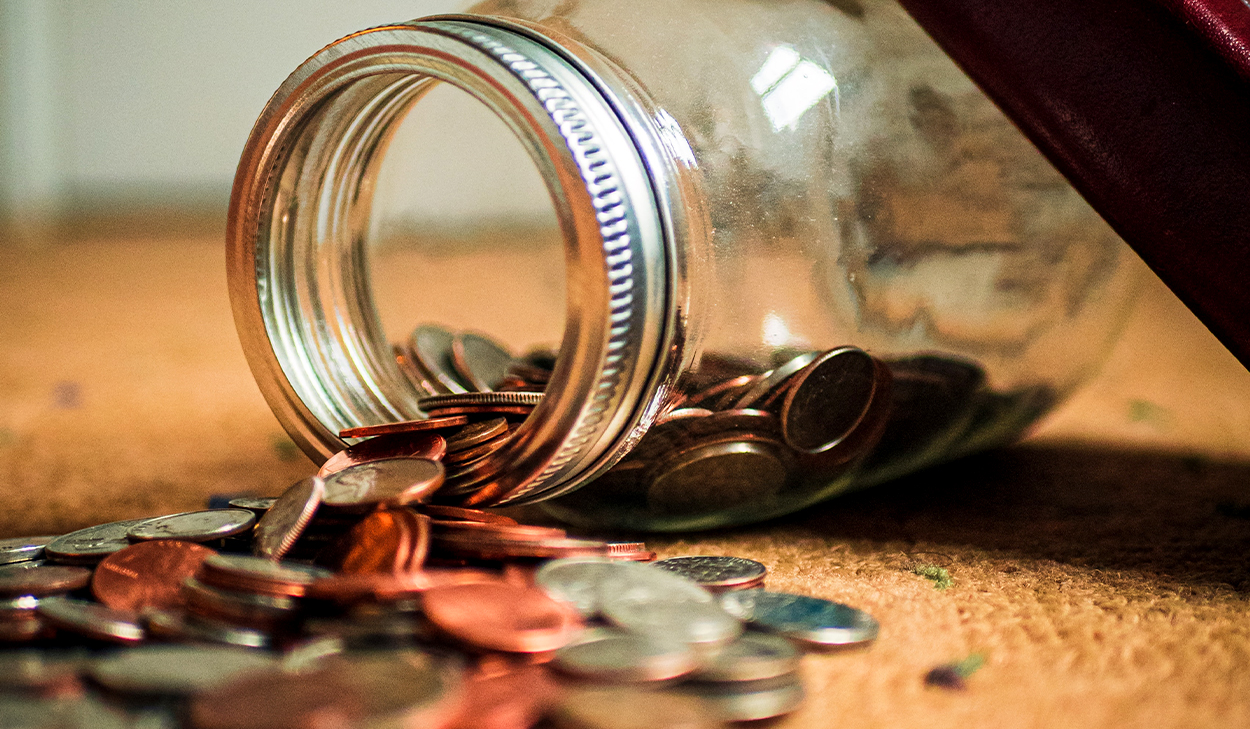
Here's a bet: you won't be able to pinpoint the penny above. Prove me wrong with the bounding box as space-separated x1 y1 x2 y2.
321 509 424 575
0 536 57 566
126 509 257 543
319 431 447 477
197 554 331 598
444 434 511 466
182 578 299 628
45 518 157 565
322 458 444 512
92 540 216 612
226 497 277 514
551 686 720 729
434 534 610 561
684 374 762 410
422 582 580 653
692 632 800 682
418 391 544 410
451 331 514 392
90 645 280 696
252 476 324 560
36 597 144 644
0 564 92 597
719 590 878 648
304 572 433 604
429 520 565 542
425 405 536 419
780 346 886 454
506 361 552 385
605 543 657 562
448 664 558 729
411 323 471 394
339 414 471 439
553 627 698 682
414 504 517 525
651 556 767 592
675 673 805 722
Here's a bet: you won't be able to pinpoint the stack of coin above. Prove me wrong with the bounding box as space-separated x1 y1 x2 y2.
0 475 880 728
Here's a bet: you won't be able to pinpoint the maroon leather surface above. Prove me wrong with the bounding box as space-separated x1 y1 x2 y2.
896 0 1250 370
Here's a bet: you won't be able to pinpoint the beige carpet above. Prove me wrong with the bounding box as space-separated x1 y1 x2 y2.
2 233 1250 727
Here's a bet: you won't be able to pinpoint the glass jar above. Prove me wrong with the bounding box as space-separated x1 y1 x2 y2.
225 0 1140 531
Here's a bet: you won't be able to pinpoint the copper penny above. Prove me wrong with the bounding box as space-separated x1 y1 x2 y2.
404 512 432 572
92 540 216 612
339 415 470 439
429 521 565 542
320 432 448 478
322 457 445 512
0 564 92 597
414 505 517 525
422 582 580 653
445 434 511 466
446 664 559 729
445 418 509 452
434 534 610 562
425 405 535 419
606 543 657 562
322 510 424 575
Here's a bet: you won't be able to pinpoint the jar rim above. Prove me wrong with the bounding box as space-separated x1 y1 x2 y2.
226 17 681 504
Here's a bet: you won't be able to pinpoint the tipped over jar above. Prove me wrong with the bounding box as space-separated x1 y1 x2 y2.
226 0 1140 531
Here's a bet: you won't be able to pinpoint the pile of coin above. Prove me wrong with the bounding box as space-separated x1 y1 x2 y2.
0 449 879 728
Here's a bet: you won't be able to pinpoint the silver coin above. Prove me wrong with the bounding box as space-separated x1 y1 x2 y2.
534 557 620 617
554 627 698 682
321 458 443 511
780 346 884 454
417 391 545 410
36 596 144 644
183 578 300 625
693 632 799 682
732 351 820 410
599 563 740 649
451 331 514 392
253 477 324 560
126 509 257 543
719 590 878 648
0 536 58 566
676 674 805 722
202 554 331 587
227 497 277 513
90 645 280 696
45 518 157 564
551 686 721 729
0 595 41 613
0 564 92 597
143 609 270 649
651 556 767 591
411 324 470 394
646 440 788 517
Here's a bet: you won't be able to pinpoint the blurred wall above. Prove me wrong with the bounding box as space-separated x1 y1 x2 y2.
0 0 554 235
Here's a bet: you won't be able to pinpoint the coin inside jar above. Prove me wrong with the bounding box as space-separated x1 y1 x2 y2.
779 346 886 455
339 414 471 439
411 323 471 394
646 440 789 517
321 458 444 512
451 331 514 392
319 432 448 478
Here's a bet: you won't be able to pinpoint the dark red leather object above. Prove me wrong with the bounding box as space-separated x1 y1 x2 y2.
896 0 1250 369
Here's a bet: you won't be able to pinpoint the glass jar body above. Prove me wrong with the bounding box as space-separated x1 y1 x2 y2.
228 0 1140 532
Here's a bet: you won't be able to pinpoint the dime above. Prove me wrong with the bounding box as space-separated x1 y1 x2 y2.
322 458 444 512
36 597 144 644
651 556 767 592
0 564 92 597
89 645 280 696
451 331 514 392
422 582 580 653
418 391 544 410
319 431 447 477
675 673 805 722
551 686 721 729
553 627 698 682
226 497 277 514
339 414 471 439
45 518 157 565
780 346 887 455
534 557 620 617
598 563 741 649
197 554 331 598
126 509 257 543
732 351 820 410
92 540 216 612
692 632 800 682
253 476 324 560
719 590 878 648
0 536 57 566
411 323 471 394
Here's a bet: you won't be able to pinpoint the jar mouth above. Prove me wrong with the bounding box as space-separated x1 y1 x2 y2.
226 18 682 504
